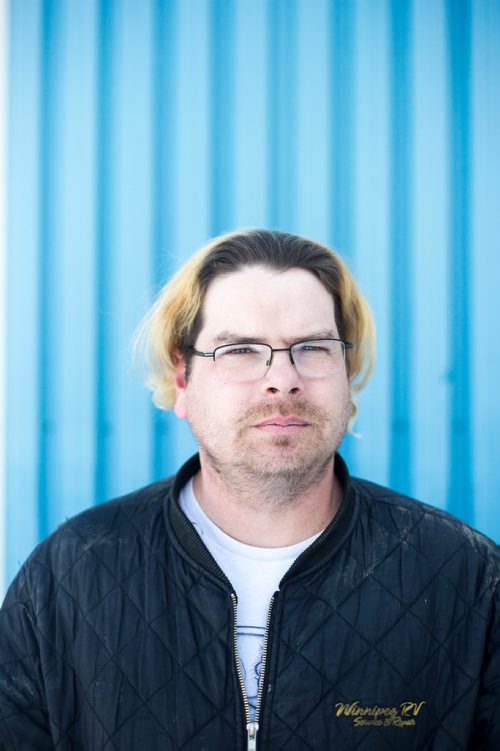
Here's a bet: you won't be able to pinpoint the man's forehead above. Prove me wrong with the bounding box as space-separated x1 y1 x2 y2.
198 267 339 344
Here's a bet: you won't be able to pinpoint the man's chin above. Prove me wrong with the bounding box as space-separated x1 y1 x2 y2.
239 442 334 477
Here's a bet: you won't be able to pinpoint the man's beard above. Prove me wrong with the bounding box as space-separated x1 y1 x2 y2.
191 397 350 508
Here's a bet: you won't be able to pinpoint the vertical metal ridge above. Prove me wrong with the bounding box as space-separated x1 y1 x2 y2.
330 0 354 263
94 0 113 504
267 0 280 228
281 0 297 231
210 0 235 236
446 0 474 524
329 0 356 469
37 0 58 539
0 0 8 592
151 0 177 482
267 0 297 229
389 0 413 496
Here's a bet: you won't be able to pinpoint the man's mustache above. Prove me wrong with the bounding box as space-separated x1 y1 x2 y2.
239 400 326 425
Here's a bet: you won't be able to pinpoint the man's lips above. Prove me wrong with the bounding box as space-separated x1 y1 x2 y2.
253 416 310 433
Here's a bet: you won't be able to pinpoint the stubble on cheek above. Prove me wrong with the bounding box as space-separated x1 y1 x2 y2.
186 370 351 467
188 391 351 504
230 398 351 502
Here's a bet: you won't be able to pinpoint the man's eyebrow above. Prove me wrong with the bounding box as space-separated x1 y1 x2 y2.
296 330 339 341
212 330 339 346
213 332 263 345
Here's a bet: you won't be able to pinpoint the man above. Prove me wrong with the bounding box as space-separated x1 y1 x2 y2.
0 229 498 750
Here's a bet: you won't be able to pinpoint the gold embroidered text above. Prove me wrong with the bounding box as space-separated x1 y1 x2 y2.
334 700 427 729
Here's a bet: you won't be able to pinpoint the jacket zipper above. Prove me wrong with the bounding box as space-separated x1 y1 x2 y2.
231 592 275 751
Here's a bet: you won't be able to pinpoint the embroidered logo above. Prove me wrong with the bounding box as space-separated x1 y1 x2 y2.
334 700 427 728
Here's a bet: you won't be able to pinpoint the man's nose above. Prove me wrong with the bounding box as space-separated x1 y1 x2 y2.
261 350 302 395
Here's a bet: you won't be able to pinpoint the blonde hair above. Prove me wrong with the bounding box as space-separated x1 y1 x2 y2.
134 229 376 427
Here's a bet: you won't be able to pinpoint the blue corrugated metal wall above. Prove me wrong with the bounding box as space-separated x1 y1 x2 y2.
6 0 500 585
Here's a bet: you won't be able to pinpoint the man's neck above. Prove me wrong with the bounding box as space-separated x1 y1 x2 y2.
191 454 343 548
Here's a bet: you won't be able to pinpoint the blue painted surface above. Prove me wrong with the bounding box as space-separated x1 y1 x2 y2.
446 0 474 525
329 0 355 470
295 0 329 240
389 0 414 498
37 0 58 541
267 0 297 230
94 0 114 506
6 0 41 574
233 0 268 228
52 0 98 532
151 0 178 482
352 0 391 487
5 0 500 584
210 0 235 235
471 0 500 536
330 0 354 265
412 0 448 510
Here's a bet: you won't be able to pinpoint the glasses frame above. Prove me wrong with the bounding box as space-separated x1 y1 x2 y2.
188 338 353 379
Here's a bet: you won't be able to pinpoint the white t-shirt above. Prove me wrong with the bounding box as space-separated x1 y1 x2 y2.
179 479 322 717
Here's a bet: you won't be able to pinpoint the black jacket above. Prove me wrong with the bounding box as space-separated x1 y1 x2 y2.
0 454 498 750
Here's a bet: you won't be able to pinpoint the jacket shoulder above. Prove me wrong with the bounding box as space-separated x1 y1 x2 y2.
50 475 172 548
9 476 175 607
351 475 499 574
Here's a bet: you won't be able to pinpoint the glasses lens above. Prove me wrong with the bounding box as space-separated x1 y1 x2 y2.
213 343 271 381
291 339 345 376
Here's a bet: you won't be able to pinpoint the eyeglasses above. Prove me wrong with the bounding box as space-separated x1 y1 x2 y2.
189 338 352 382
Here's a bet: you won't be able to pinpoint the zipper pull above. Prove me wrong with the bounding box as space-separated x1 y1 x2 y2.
247 721 259 751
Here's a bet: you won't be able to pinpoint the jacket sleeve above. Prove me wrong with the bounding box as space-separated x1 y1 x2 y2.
0 568 53 750
470 579 500 750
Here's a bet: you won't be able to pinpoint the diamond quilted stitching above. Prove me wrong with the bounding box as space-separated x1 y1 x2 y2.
112 628 176 698
257 493 496 750
146 671 235 748
82 658 170 738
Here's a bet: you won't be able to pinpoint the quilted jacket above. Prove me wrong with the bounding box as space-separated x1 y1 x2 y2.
0 453 498 750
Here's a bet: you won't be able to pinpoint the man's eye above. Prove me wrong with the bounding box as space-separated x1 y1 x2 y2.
299 344 330 353
222 346 259 356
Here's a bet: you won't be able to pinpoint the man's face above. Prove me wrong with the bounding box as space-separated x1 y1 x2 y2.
174 265 351 484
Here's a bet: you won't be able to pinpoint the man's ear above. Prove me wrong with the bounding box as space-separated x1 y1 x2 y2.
172 350 188 419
